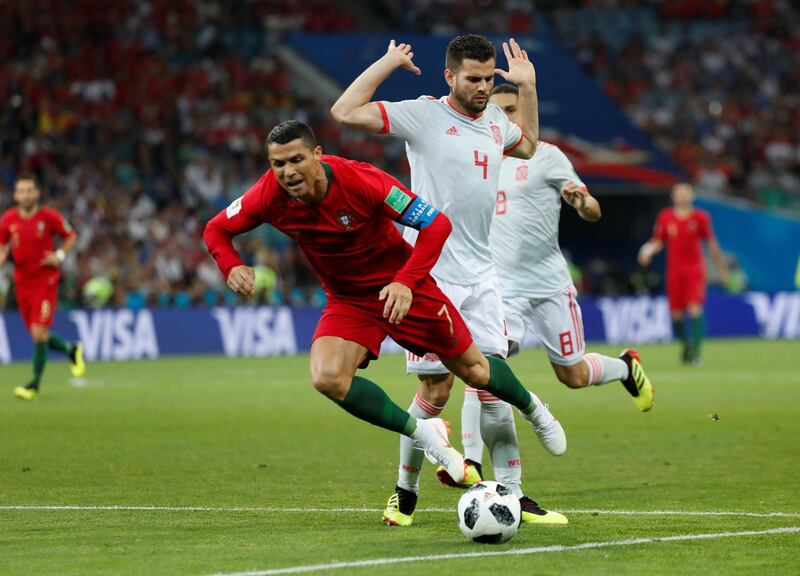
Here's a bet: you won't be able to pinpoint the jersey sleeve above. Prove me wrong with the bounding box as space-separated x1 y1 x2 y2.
203 173 270 279
46 208 76 238
350 161 451 289
0 213 8 244
498 111 524 155
546 147 587 193
376 97 432 143
653 210 668 241
698 210 713 240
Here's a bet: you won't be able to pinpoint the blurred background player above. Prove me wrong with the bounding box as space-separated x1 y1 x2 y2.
204 120 566 502
638 182 729 365
332 35 567 526
0 174 85 399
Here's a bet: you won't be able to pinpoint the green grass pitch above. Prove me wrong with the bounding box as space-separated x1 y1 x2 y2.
1 339 799 575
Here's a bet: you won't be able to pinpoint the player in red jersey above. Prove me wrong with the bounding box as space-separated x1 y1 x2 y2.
204 121 562 495
638 182 729 365
0 174 86 400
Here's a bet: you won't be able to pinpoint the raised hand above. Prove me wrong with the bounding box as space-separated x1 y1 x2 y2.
386 39 421 76
494 38 536 87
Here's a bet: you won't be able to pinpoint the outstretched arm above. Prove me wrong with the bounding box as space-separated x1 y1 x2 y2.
495 39 538 159
330 40 421 133
707 236 729 286
561 181 601 222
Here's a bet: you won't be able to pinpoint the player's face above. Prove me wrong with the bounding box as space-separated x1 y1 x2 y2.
672 183 694 208
267 139 324 202
489 92 520 126
13 179 40 212
446 58 496 116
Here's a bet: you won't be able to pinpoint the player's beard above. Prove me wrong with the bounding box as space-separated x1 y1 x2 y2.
454 85 488 116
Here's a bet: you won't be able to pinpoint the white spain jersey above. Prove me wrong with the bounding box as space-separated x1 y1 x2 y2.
490 141 585 298
378 96 523 285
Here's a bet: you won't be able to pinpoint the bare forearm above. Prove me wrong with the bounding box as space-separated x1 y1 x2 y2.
61 234 77 254
517 82 539 152
710 245 728 276
578 196 601 222
330 55 397 129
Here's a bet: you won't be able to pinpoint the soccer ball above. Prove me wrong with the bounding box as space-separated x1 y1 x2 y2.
456 481 521 543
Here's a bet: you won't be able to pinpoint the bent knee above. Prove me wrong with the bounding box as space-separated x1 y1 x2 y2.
311 369 350 401
418 374 453 406
461 364 490 388
555 365 588 388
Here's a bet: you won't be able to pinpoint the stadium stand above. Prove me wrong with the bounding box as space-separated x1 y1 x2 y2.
1 0 796 309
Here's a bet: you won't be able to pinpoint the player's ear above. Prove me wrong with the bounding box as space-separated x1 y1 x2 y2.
444 68 455 88
313 145 323 160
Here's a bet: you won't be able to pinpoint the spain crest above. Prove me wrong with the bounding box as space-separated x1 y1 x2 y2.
490 124 503 145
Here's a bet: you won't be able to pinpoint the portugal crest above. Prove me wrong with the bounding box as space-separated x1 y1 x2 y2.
336 211 354 231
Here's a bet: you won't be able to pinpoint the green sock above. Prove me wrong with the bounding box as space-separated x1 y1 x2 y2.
48 333 72 355
31 342 48 389
672 318 686 345
485 356 534 414
339 376 415 436
690 314 704 359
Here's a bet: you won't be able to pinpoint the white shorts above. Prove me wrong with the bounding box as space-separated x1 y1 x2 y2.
504 284 585 366
406 275 507 375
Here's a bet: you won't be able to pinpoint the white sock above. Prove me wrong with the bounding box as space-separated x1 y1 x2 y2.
583 353 629 385
397 394 442 493
461 388 483 464
480 399 523 498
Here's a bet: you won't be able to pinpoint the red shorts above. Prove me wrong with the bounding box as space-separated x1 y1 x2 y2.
666 269 706 312
16 278 58 330
313 277 474 367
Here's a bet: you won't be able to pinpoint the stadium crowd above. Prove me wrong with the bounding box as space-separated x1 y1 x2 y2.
0 0 785 309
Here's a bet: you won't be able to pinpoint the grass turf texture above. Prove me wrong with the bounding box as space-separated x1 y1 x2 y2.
1 339 798 575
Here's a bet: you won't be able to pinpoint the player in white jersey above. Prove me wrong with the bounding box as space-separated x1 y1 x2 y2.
332 35 567 526
487 83 654 408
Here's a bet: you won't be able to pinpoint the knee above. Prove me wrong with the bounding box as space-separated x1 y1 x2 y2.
559 373 585 389
30 327 49 342
462 363 490 389
418 374 453 406
555 364 588 389
311 366 350 401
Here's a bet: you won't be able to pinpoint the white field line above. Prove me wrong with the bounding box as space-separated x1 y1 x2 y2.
1 505 799 518
207 527 800 576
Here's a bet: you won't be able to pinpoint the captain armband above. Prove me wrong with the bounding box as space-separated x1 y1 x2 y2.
398 197 439 230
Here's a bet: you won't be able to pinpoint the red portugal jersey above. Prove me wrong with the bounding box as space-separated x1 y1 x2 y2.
204 155 450 296
652 207 713 275
0 206 75 285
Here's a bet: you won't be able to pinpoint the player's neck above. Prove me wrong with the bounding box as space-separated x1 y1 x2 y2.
300 162 331 205
674 205 694 218
446 95 482 119
17 204 40 219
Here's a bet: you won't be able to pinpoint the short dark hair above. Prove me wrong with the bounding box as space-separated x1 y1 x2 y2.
14 172 38 187
446 35 496 71
490 83 519 97
265 120 317 154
